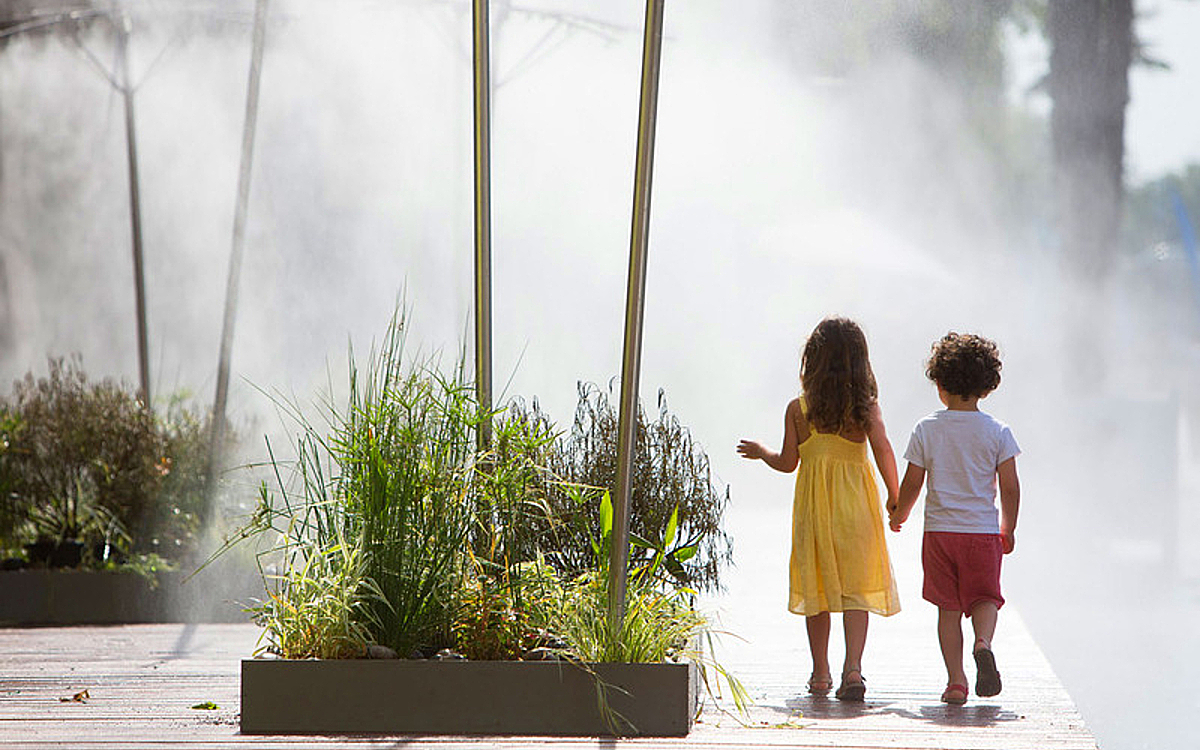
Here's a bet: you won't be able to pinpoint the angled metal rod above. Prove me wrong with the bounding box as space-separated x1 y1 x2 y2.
609 0 665 637
117 14 151 408
473 0 493 451
208 0 269 504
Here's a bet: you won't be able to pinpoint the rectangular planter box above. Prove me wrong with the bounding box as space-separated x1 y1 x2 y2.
0 570 249 625
241 657 698 737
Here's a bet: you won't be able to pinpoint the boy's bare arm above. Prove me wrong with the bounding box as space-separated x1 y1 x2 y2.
889 462 925 531
997 457 1020 553
737 398 801 473
865 402 899 502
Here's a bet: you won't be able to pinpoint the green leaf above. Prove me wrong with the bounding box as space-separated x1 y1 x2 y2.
629 532 656 550
671 544 698 562
190 701 219 711
599 490 613 539
664 555 686 581
664 505 679 549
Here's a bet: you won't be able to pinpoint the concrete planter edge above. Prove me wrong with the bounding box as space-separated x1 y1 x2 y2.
0 569 247 625
239 657 699 737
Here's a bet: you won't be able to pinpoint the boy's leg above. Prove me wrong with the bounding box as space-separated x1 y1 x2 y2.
970 600 1002 697
806 612 832 685
938 608 968 698
925 533 969 702
970 600 999 650
961 533 1004 698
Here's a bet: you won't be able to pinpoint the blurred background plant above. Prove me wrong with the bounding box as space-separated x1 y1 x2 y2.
0 355 233 570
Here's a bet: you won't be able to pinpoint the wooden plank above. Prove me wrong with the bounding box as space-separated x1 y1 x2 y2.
0 604 1096 750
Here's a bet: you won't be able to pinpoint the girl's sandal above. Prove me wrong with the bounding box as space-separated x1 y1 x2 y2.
835 670 866 702
807 674 833 695
941 683 969 705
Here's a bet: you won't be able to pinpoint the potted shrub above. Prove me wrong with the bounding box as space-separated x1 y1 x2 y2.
229 312 744 736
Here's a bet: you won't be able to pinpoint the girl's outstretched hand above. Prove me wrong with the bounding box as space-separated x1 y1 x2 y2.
736 440 765 460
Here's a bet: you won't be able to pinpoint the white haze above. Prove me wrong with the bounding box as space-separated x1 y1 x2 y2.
1 2 1197 748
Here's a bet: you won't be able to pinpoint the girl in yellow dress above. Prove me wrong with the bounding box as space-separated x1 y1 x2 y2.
738 317 901 701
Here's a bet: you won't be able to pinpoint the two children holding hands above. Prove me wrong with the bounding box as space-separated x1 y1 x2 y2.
739 320 1021 705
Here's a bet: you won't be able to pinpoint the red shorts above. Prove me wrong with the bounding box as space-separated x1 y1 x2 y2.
921 531 1004 615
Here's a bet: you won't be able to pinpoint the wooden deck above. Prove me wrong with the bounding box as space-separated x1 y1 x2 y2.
0 603 1096 749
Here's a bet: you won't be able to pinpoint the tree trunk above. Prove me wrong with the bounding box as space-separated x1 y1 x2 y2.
1048 0 1134 390
1048 0 1134 285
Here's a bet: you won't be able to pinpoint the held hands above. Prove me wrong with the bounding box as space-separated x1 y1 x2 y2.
886 496 908 532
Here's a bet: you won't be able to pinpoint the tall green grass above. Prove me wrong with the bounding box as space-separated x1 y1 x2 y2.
329 315 482 655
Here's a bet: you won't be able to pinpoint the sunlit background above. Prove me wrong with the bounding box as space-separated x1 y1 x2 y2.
2 2 1198 748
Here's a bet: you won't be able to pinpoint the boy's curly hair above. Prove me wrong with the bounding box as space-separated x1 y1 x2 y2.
926 332 1002 398
800 317 877 433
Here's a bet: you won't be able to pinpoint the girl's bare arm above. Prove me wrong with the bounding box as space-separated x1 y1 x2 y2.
737 398 801 473
890 463 925 531
865 402 900 503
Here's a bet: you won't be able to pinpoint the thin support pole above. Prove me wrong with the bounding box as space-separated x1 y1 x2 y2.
608 0 665 637
472 0 493 451
207 0 269 504
117 15 150 408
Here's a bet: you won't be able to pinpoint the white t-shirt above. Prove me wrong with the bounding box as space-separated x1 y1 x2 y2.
903 410 1020 534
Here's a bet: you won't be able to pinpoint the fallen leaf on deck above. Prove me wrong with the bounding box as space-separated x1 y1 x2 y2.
59 689 90 703
190 701 219 710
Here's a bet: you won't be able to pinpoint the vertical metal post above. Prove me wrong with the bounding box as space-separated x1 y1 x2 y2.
472 0 493 451
208 0 269 504
609 0 665 637
117 15 150 408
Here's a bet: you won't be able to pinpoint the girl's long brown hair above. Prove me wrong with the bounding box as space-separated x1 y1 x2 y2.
800 317 878 434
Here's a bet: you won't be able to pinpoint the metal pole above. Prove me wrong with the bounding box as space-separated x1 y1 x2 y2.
472 0 493 451
117 15 151 408
208 0 269 503
609 0 665 637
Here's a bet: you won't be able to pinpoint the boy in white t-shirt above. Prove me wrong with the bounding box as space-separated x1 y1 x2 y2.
887 332 1021 706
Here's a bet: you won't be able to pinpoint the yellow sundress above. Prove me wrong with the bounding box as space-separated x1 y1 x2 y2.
788 399 900 617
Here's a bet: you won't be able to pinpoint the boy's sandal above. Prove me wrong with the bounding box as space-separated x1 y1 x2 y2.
973 646 1002 697
941 683 969 705
807 674 833 695
835 670 866 702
